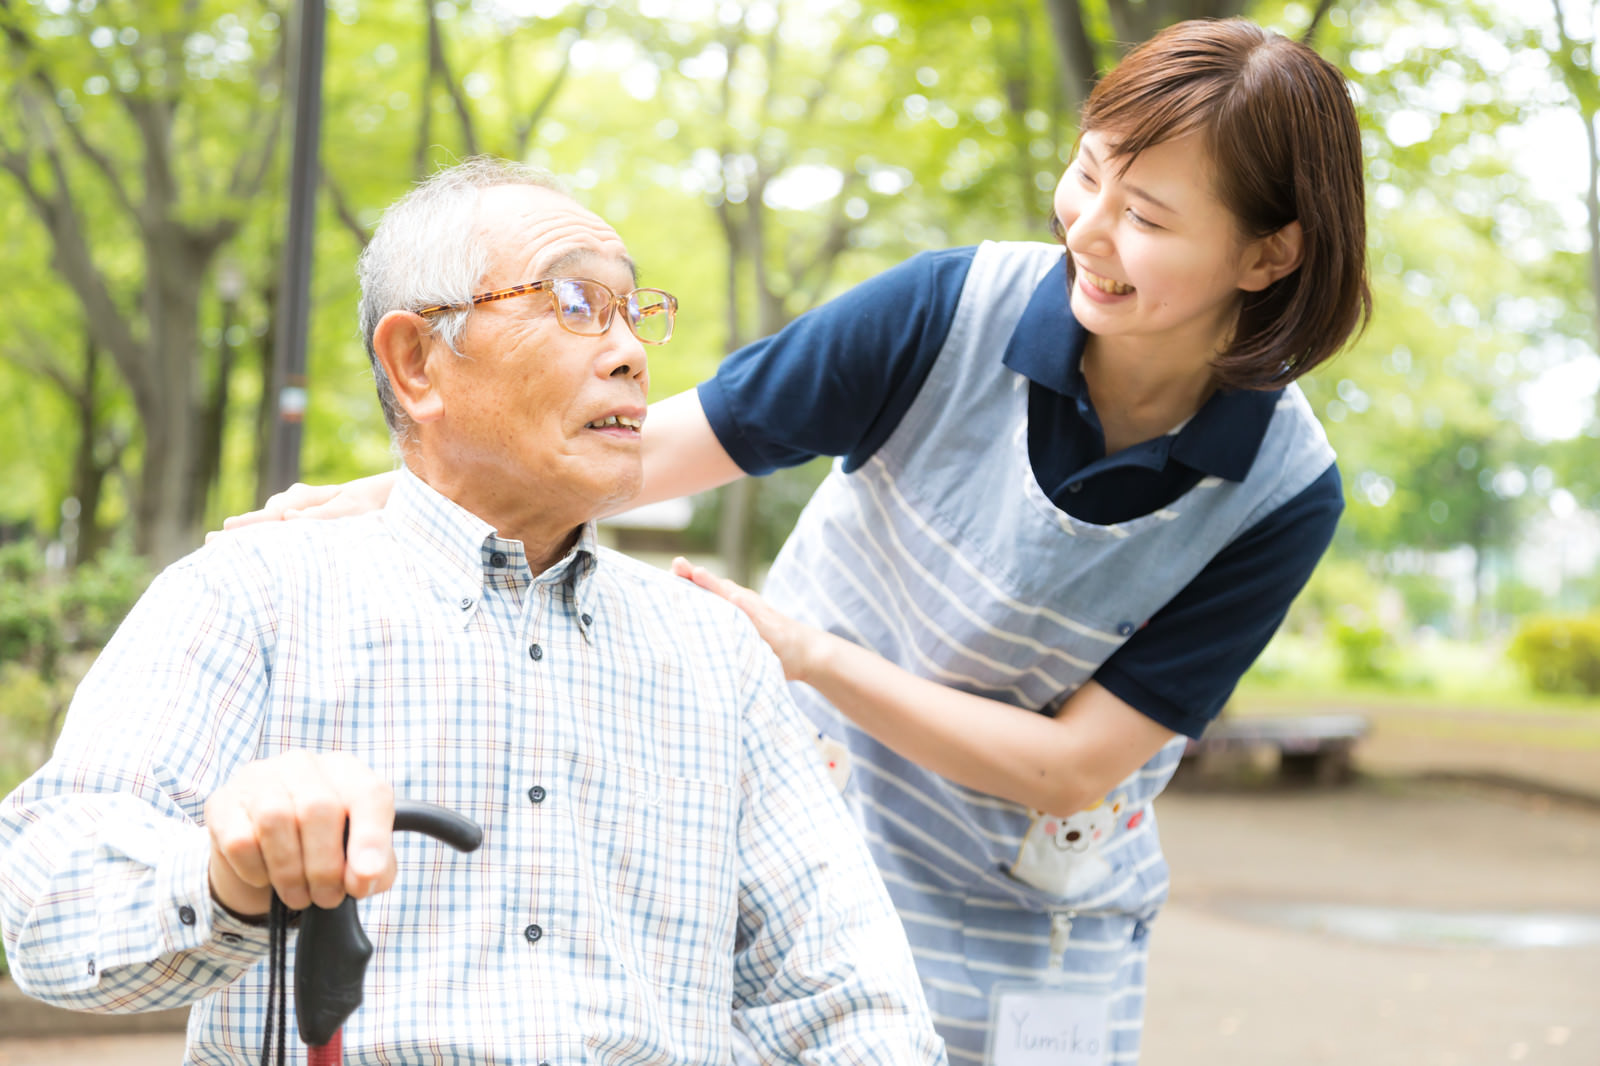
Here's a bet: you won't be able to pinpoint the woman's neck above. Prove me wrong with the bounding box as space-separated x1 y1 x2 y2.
1081 333 1218 456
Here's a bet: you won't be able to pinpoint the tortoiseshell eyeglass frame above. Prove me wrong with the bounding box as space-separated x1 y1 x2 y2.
415 277 678 345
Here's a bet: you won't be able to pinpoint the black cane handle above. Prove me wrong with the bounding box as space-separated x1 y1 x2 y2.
294 800 483 1047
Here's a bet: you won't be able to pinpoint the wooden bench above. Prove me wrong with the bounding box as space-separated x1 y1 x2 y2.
1181 712 1369 786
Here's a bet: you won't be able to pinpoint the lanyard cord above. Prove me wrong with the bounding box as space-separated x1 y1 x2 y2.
260 892 290 1066
1047 910 1076 973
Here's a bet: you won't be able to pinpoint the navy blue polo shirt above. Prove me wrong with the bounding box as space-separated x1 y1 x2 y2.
698 247 1342 735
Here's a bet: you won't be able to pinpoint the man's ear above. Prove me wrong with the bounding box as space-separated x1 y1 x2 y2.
1239 220 1304 293
373 311 446 425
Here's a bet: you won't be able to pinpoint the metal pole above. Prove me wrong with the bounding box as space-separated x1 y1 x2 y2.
265 0 327 498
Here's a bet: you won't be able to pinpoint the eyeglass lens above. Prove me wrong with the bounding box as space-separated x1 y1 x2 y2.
551 279 673 343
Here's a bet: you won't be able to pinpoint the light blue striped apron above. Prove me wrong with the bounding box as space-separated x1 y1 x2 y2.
762 240 1336 1063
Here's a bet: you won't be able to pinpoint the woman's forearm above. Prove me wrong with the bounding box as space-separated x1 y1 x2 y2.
619 389 745 514
797 628 1175 814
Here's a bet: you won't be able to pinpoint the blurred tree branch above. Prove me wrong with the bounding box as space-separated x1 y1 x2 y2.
1547 0 1600 350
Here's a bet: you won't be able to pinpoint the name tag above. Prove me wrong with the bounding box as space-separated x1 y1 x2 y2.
986 986 1110 1066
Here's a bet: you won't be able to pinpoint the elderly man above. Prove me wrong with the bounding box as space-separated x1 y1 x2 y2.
0 159 944 1066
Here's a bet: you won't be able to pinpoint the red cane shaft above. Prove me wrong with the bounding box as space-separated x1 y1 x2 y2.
306 1028 342 1066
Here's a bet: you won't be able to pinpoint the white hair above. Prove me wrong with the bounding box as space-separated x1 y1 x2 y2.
356 157 569 444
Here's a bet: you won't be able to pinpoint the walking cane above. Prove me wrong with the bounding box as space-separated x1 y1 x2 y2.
258 799 484 1066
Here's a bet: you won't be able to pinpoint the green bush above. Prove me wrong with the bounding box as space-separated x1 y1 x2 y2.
1508 615 1600 696
0 543 151 796
1331 620 1395 682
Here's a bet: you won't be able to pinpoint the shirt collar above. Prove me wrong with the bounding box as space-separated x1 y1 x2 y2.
1000 251 1283 482
384 467 599 625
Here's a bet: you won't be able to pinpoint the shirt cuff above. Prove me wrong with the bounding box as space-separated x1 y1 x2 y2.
158 825 270 964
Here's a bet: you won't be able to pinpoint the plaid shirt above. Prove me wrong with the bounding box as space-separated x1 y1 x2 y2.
0 469 943 1066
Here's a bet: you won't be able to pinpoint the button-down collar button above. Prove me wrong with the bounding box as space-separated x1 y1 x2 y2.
1117 621 1135 636
524 923 543 943
580 613 593 627
178 905 196 926
1068 482 1084 493
490 551 508 568
528 643 543 662
528 784 547 804
459 597 473 610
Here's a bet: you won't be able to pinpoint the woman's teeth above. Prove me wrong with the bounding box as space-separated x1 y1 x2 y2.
1085 272 1134 295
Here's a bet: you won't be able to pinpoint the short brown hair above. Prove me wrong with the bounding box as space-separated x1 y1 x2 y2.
1080 18 1370 389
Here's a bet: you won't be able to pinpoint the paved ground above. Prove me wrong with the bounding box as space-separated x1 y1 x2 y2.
3 706 1597 1065
1143 778 1600 1066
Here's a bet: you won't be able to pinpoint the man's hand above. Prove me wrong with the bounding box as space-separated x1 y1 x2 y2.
204 752 397 918
207 472 398 542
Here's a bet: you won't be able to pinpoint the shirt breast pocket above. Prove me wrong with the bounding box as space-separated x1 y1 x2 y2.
565 756 739 992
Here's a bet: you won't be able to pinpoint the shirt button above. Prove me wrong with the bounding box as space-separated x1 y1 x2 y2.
528 643 543 661
459 597 473 610
490 551 508 568
528 784 547 804
178 905 196 926
1068 482 1084 493
1117 621 1136 636
524 923 543 944
580 613 593 627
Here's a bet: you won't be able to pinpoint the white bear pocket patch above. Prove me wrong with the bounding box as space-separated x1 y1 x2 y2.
1009 799 1123 897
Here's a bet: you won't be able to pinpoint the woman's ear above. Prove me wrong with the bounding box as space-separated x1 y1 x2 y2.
373 311 446 425
1239 220 1305 293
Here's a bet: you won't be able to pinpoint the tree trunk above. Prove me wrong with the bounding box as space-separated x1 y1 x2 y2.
1582 106 1600 357
1040 0 1099 115
67 340 114 564
136 230 212 566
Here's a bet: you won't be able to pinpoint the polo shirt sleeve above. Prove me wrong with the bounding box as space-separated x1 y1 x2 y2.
697 247 974 475
1093 463 1344 739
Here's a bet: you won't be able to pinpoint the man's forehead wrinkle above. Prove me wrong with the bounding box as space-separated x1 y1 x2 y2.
538 248 640 285
480 210 634 285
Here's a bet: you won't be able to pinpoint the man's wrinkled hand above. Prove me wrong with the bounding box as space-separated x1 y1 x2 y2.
204 751 397 918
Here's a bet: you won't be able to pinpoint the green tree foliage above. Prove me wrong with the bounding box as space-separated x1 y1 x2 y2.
1289 0 1599 622
0 0 1595 634
0 0 290 565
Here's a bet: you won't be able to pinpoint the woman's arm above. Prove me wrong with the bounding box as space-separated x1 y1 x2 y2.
671 559 1177 814
610 389 745 514
218 388 747 530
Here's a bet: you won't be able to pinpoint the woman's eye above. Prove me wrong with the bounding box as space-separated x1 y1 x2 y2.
1127 209 1158 230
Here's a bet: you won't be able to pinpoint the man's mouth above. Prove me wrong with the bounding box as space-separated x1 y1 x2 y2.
585 415 642 430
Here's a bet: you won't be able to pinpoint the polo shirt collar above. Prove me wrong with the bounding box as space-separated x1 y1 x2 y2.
1000 252 1284 482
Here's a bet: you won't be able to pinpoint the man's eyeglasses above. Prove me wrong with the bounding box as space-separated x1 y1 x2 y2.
416 277 678 345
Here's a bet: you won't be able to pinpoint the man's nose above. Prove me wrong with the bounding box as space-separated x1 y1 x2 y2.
597 318 648 381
